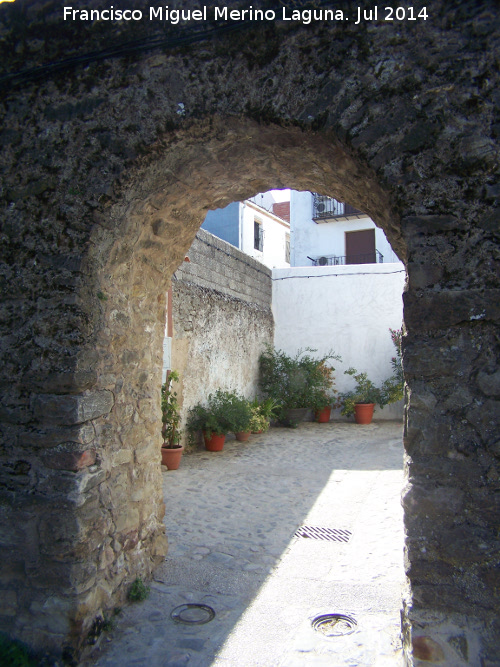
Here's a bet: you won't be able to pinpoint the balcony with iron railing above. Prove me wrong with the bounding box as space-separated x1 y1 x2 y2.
312 193 364 222
307 250 384 266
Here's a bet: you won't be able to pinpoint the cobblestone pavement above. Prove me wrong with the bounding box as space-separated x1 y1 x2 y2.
85 421 406 666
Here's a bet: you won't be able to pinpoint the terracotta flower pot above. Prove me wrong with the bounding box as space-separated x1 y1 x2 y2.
354 403 375 424
315 406 331 423
161 445 184 470
235 431 251 442
203 432 226 451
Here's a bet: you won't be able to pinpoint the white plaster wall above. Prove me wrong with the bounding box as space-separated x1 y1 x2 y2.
240 202 290 268
290 190 402 266
272 263 406 419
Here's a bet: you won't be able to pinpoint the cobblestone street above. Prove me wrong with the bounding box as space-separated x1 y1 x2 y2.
86 421 405 666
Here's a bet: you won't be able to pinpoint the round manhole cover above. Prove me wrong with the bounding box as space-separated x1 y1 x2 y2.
312 613 357 637
170 604 215 625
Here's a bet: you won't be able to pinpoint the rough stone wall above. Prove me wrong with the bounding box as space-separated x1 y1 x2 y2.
0 1 498 664
176 228 272 308
171 229 274 448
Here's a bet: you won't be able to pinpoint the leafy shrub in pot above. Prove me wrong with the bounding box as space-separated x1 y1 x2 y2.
248 397 281 433
339 368 385 417
161 370 182 449
380 327 404 406
340 328 404 421
187 389 252 444
308 360 340 412
258 345 340 425
161 371 185 468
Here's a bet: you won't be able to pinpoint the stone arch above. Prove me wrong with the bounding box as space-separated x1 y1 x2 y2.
82 115 405 647
0 2 498 663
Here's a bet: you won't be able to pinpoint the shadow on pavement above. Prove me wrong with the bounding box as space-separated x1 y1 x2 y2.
86 421 405 666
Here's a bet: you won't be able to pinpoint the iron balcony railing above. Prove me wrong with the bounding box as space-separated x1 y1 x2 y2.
307 250 384 266
312 193 364 221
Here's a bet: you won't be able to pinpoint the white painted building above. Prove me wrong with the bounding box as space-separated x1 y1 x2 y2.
202 194 290 269
290 190 402 267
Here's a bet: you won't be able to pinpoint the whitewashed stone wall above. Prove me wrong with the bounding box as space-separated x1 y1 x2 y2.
272 264 406 419
170 229 274 447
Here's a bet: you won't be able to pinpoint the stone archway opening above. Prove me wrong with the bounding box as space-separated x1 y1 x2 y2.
90 114 407 457
148 172 408 666
82 116 409 653
3 110 411 665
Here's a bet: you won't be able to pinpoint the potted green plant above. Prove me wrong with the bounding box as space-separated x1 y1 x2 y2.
309 360 339 423
249 408 268 435
340 328 404 425
258 345 340 427
260 396 281 422
161 370 184 469
232 394 253 442
249 397 281 434
312 393 334 423
187 389 252 451
380 327 404 406
340 368 385 424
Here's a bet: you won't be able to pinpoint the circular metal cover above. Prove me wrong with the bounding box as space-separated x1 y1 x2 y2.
311 613 357 637
170 603 215 625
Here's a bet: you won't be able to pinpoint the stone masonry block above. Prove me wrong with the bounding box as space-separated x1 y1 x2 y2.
32 390 114 426
402 483 465 518
42 449 96 472
403 342 466 379
412 636 446 662
465 400 500 442
403 214 467 235
29 596 73 634
135 440 159 465
114 507 140 534
150 530 168 558
0 590 18 616
111 449 133 467
407 262 444 289
22 369 97 394
477 370 500 397
78 468 107 494
20 423 96 449
404 289 500 331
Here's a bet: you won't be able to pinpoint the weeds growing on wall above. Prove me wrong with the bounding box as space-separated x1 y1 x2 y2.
127 578 150 602
0 633 37 667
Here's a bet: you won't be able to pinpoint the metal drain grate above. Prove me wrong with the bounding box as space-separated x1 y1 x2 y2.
312 613 357 636
294 525 352 542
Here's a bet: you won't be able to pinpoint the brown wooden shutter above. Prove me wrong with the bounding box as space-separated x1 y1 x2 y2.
345 229 376 264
